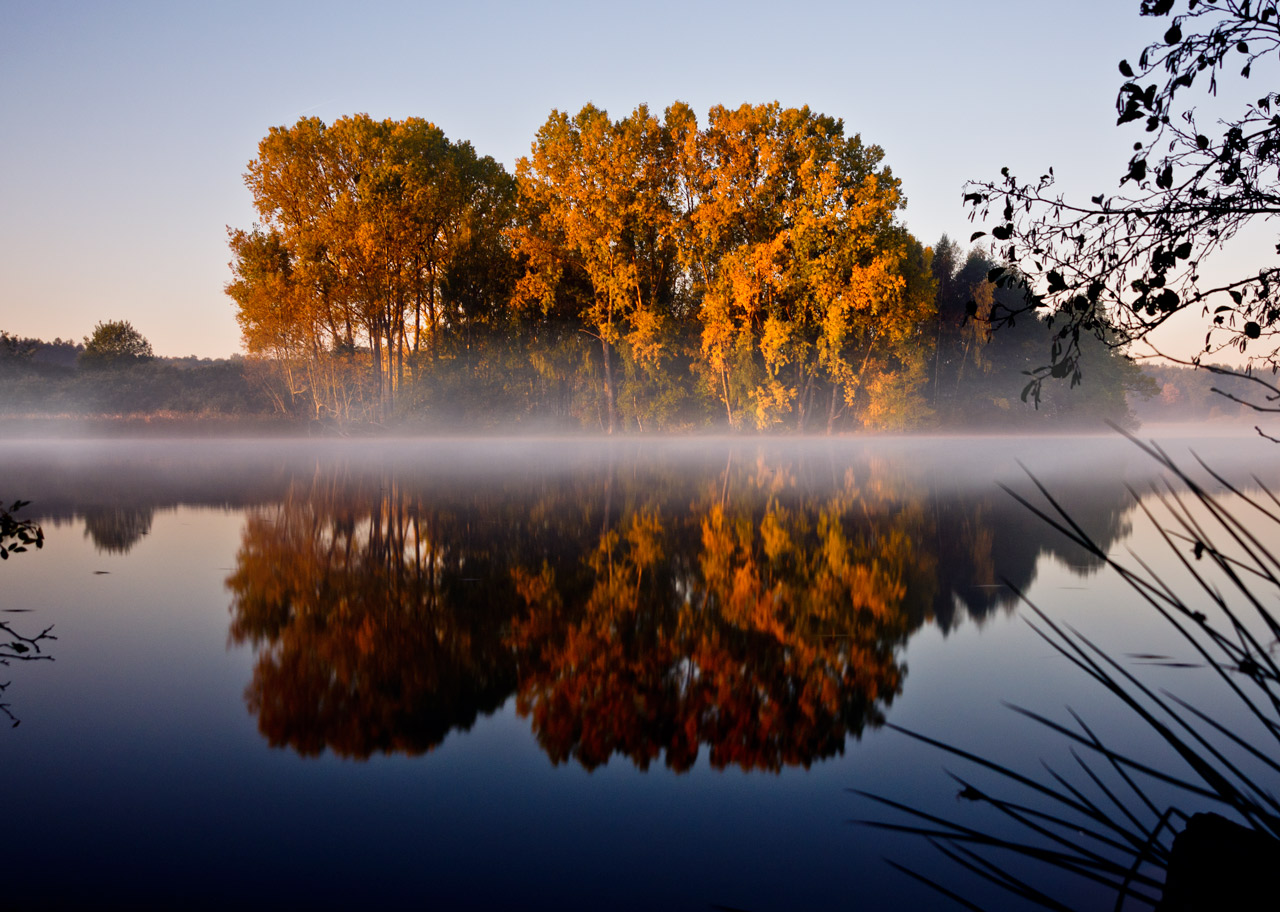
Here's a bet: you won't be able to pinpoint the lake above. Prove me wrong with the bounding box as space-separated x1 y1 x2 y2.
2 432 1275 910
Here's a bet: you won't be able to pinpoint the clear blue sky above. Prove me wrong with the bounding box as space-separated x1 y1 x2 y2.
1 1 1178 358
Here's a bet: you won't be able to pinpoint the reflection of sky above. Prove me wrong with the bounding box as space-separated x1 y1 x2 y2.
3 438 1277 909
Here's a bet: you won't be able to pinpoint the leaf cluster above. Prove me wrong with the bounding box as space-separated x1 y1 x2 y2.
0 499 42 561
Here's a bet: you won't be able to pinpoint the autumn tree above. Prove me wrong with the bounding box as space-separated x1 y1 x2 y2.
225 226 341 417
512 101 932 433
512 104 683 433
230 115 515 421
683 103 928 430
964 1 1280 413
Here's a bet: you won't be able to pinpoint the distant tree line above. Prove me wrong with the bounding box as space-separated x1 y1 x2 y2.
1129 361 1254 424
0 323 271 417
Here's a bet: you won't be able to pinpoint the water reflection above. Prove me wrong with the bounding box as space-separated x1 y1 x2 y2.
226 477 517 757
82 506 153 554
508 475 914 771
0 619 55 726
223 447 1136 770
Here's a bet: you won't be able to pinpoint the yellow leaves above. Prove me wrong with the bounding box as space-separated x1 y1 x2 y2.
623 510 664 572
859 348 935 431
699 290 735 372
512 562 560 610
674 103 921 428
750 378 795 429
759 506 794 563
515 104 678 340
759 315 794 372
625 306 667 369
234 113 513 419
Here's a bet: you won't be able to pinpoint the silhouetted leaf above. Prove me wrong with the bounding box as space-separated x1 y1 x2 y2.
1118 102 1145 125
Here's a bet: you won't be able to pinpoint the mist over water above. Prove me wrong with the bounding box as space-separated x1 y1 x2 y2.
1 429 1275 909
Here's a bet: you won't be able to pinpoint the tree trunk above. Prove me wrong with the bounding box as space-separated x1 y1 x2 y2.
797 367 816 432
601 336 616 434
721 368 734 428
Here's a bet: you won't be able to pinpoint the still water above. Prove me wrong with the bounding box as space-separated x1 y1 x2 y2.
1 433 1274 910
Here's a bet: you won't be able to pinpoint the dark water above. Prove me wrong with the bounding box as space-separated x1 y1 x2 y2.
1 434 1273 910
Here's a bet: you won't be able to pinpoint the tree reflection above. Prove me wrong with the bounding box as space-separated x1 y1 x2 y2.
81 506 153 554
510 466 919 771
226 450 1137 769
226 479 518 757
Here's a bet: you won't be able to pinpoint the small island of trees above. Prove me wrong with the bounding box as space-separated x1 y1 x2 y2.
3 100 1251 434
225 103 1157 433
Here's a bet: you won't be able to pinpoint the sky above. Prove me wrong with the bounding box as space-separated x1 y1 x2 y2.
0 0 1218 359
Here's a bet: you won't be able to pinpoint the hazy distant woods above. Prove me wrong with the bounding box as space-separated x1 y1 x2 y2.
0 104 1250 431
0 324 269 419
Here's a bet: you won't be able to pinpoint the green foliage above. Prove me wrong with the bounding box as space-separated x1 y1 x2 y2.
928 237 1156 430
79 320 153 369
0 348 274 418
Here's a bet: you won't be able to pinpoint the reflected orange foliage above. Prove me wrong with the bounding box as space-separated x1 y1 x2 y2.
224 452 1131 769
509 469 917 772
227 483 517 758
